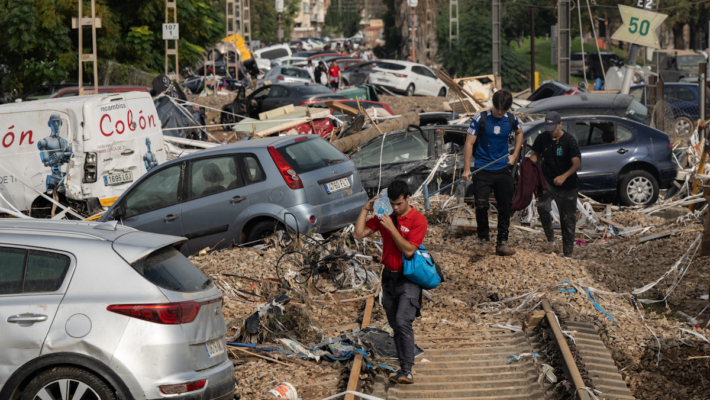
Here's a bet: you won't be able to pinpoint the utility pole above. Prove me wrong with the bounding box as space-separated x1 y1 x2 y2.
492 0 501 88
276 0 283 43
73 0 101 95
528 8 537 91
557 0 570 84
407 0 418 62
449 0 459 50
165 0 179 81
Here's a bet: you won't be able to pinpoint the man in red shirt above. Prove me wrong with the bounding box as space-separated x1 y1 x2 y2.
328 61 342 91
353 180 427 384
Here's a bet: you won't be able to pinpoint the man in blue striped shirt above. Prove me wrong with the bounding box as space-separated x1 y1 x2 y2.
462 90 523 257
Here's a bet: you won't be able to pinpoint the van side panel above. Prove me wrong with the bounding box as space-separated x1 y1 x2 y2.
0 109 75 212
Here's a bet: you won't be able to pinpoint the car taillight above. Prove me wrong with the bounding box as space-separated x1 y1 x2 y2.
299 100 320 106
668 140 672 149
267 146 304 190
277 76 284 80
83 152 97 183
392 73 408 78
564 89 579 95
309 215 316 223
159 380 207 395
107 298 220 324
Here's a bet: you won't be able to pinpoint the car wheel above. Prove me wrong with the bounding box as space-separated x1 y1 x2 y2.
406 84 415 97
247 220 285 243
221 109 235 126
438 87 446 97
673 116 694 136
20 366 116 400
619 170 659 207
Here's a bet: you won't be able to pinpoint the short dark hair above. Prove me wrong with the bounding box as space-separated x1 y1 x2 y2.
492 90 513 111
387 180 410 201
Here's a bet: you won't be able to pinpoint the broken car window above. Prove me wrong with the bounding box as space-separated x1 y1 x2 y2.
190 156 242 200
282 68 311 79
252 87 271 99
576 121 615 147
293 85 334 95
124 165 182 218
617 124 634 144
350 131 429 168
276 138 346 174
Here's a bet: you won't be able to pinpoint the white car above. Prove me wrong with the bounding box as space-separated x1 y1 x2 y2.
274 56 308 66
369 61 447 97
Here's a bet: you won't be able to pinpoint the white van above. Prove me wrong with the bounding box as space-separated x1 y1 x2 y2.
252 44 293 73
0 91 166 217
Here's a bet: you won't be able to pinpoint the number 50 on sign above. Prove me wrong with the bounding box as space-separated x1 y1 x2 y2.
611 5 667 48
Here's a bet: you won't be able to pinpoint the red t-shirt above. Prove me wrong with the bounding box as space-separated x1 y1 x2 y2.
366 207 427 272
328 65 341 81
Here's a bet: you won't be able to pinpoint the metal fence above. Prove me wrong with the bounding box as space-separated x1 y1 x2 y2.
645 97 702 143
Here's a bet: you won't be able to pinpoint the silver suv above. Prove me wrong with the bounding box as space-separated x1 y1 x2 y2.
0 220 234 400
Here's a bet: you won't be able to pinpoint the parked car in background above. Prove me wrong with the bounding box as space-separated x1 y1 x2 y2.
0 219 235 400
651 49 706 82
101 135 368 252
49 85 150 98
522 115 676 206
341 60 381 86
306 53 349 65
527 80 583 102
253 44 292 61
370 61 447 97
518 93 650 126
293 50 333 58
257 66 313 88
630 82 710 135
274 56 308 66
221 82 345 121
20 82 79 101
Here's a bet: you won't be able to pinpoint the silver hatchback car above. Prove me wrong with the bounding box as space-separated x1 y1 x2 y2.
100 135 368 254
0 220 234 400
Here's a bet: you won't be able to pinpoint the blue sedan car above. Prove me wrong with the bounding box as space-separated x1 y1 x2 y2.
630 82 708 136
522 115 677 206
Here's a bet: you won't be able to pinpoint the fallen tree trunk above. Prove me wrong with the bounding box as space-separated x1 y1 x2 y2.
331 111 420 153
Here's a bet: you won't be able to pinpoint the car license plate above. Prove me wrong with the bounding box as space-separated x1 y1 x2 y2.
325 177 351 194
103 171 133 186
204 339 225 358
377 78 389 83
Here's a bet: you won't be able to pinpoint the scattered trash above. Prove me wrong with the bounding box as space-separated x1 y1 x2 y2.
267 382 298 399
506 353 540 363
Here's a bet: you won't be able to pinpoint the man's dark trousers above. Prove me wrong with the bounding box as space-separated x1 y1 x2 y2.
537 184 578 256
381 270 421 371
474 168 514 244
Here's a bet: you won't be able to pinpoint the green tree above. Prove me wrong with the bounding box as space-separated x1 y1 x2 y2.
374 0 402 59
437 4 529 92
323 2 360 38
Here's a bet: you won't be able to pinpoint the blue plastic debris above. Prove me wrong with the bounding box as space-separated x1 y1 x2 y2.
558 288 577 294
583 288 615 325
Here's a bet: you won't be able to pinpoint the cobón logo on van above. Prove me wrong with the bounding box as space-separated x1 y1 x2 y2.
100 103 127 112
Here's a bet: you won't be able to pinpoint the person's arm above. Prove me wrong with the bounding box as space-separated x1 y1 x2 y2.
553 157 581 186
463 116 480 181
509 127 524 165
353 195 378 239
379 215 418 258
529 151 540 163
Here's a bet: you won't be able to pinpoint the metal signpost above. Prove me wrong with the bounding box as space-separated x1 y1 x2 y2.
492 0 501 86
72 0 101 96
276 0 284 43
449 0 459 50
611 3 667 94
164 0 179 81
557 0 570 84
408 0 418 62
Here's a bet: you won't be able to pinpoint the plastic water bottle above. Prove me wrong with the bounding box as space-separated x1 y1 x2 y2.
373 189 393 220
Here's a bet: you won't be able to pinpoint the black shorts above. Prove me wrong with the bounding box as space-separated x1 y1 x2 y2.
330 81 339 90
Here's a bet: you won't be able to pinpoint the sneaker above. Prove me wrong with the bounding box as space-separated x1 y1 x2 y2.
388 370 400 383
496 242 516 257
476 239 493 256
542 241 558 254
396 369 414 384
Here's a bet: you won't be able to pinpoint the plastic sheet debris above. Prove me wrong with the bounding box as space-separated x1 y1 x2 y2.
538 364 557 384
506 353 539 363
583 287 615 325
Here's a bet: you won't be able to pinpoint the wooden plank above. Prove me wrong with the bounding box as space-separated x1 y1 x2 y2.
325 100 359 117
259 104 295 121
344 296 375 400
599 216 625 228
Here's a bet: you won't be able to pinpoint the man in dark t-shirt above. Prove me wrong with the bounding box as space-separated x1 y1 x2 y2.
530 111 581 257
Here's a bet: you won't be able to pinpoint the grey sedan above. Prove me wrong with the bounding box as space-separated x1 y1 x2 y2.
100 135 368 254
257 65 313 88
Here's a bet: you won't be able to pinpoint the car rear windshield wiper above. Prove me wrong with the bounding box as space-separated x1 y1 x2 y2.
202 278 213 289
325 159 344 166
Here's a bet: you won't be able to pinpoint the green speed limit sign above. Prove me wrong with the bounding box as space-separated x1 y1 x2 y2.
611 5 667 48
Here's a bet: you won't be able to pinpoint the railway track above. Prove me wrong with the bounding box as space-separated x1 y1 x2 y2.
365 300 633 400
